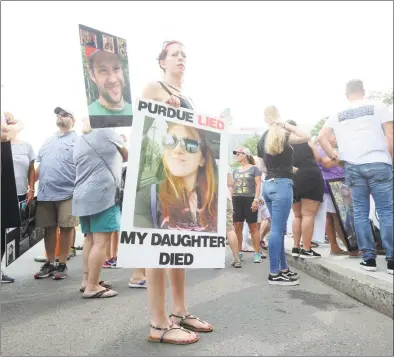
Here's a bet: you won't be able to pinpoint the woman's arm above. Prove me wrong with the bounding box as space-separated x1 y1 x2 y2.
254 175 261 199
27 160 35 204
320 155 343 169
277 122 311 145
308 140 321 163
256 157 267 173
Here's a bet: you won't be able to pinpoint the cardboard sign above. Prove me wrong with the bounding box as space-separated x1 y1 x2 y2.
5 198 45 266
78 24 132 128
117 99 228 268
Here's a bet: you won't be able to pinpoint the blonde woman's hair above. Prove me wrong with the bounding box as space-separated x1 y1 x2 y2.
264 105 286 156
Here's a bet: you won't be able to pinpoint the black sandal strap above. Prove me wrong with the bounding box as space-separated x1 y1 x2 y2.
149 323 191 343
170 313 206 325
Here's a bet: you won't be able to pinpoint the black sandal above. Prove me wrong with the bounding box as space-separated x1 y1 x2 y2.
169 313 213 333
82 288 117 299
79 280 112 293
147 323 199 345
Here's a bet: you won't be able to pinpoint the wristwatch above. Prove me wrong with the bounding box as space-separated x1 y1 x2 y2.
253 198 259 203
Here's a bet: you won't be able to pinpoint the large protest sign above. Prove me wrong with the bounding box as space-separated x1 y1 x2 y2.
117 99 228 269
78 24 132 128
5 197 45 266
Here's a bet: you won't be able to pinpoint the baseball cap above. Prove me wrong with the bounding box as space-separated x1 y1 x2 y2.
233 147 251 156
54 107 75 119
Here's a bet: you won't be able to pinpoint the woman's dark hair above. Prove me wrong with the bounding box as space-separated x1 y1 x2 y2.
286 119 297 126
157 41 184 72
247 155 255 165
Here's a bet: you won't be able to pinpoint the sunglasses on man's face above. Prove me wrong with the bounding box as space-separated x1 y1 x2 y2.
57 111 72 118
163 134 202 154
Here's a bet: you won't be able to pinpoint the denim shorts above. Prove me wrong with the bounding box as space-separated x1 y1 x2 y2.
80 204 121 234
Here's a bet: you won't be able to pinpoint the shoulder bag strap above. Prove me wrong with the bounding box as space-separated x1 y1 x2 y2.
82 136 118 188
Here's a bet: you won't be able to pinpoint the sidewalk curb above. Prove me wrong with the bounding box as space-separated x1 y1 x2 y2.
285 252 393 319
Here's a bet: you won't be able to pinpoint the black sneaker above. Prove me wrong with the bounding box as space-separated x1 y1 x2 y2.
269 272 300 286
300 249 321 259
360 259 377 272
292 248 301 257
282 269 299 279
34 262 56 279
1 271 15 283
387 261 393 275
53 263 68 280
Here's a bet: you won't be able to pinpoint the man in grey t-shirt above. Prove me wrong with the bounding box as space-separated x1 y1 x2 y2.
34 107 79 281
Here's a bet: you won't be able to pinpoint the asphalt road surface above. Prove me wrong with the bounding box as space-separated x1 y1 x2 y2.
1 240 393 356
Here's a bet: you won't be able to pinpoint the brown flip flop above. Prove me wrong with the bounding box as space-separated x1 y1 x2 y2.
80 280 112 293
147 323 199 345
82 288 117 299
169 313 213 333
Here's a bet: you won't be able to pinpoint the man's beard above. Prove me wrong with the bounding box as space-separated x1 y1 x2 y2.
100 84 125 107
56 118 67 128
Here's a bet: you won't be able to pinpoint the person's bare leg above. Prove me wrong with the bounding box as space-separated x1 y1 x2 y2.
147 268 197 342
248 223 260 253
292 202 302 248
234 222 244 252
105 238 111 261
300 199 320 251
59 227 73 264
332 213 347 247
81 234 93 288
260 219 271 240
326 214 344 254
227 229 240 261
130 268 146 283
85 232 111 293
44 226 57 262
111 231 119 258
169 268 213 331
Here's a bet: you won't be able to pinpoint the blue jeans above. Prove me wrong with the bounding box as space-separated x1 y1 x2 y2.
262 178 293 274
344 163 393 261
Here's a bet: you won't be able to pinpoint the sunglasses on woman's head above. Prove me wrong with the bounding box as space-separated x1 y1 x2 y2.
163 134 202 154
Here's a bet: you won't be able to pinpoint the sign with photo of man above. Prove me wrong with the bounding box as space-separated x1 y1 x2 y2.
78 24 133 128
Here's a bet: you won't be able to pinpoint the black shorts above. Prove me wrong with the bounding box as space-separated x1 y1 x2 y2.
232 196 258 223
293 167 324 203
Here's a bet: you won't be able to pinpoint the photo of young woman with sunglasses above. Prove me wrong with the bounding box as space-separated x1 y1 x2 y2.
134 120 219 232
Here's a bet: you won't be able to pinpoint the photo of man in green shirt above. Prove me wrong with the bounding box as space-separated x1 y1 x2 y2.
86 47 132 116
79 24 133 128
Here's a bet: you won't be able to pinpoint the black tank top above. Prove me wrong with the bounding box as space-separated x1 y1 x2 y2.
257 131 293 180
158 81 194 110
292 142 317 169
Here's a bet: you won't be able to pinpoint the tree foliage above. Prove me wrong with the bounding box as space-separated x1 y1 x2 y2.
310 117 328 137
368 88 393 106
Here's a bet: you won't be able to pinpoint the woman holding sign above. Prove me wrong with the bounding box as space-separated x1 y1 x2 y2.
136 41 213 345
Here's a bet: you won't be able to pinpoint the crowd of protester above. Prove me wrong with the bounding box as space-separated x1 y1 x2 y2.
1 39 392 346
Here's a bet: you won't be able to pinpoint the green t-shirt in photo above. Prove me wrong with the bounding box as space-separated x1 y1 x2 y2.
88 100 132 116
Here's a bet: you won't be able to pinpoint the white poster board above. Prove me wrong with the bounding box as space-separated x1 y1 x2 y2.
117 99 228 268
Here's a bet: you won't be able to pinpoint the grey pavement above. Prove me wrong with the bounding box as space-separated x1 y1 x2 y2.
1 241 393 356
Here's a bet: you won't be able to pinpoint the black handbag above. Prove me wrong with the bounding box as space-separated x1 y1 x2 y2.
82 136 123 207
